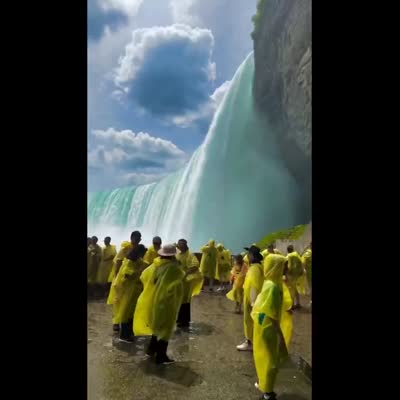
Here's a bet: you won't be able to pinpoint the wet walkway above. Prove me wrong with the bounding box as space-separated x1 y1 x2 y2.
292 295 312 367
88 292 311 400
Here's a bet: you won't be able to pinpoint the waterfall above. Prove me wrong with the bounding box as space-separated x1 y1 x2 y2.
88 52 309 252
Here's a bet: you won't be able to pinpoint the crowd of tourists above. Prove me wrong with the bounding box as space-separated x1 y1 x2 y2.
87 231 312 400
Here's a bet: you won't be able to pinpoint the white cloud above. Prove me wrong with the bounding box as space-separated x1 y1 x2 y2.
92 128 185 158
169 0 200 26
99 0 144 17
171 80 231 128
89 128 188 189
114 23 215 87
169 0 257 80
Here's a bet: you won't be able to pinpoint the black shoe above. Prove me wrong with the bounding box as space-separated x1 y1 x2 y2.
260 392 277 400
156 355 175 365
155 339 175 364
113 324 120 332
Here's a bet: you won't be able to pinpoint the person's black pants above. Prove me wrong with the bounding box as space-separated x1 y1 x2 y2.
120 319 133 340
155 339 169 363
146 335 170 363
177 302 191 327
146 335 158 356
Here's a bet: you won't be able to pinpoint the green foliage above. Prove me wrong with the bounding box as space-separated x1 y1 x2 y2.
256 224 308 250
251 0 267 40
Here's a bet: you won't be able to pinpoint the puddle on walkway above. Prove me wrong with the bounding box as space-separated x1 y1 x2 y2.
88 294 311 400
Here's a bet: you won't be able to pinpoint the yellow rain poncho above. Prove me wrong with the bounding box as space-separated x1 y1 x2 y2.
200 240 218 279
96 244 117 284
132 261 159 336
176 250 203 304
261 248 283 258
216 244 232 283
112 258 147 324
296 274 307 295
263 254 294 348
302 248 312 294
281 282 293 347
226 262 248 303
264 254 293 347
243 263 264 341
107 241 134 306
286 251 304 302
143 245 160 266
134 258 184 341
107 241 132 282
251 254 289 394
87 244 102 284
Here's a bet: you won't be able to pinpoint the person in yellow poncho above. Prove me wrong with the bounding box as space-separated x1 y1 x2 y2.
175 239 203 328
216 243 232 292
133 244 184 365
281 265 294 348
96 237 117 288
251 254 289 400
107 231 142 332
261 244 283 258
143 236 162 265
108 231 142 284
88 236 102 285
112 244 147 343
263 255 294 349
226 254 248 313
236 245 264 352
200 239 218 291
242 242 256 268
302 242 312 304
286 245 304 309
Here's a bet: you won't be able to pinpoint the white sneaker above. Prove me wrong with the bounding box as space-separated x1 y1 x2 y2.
236 340 253 351
118 337 134 344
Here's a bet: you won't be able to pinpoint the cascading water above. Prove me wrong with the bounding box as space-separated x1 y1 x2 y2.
88 52 310 252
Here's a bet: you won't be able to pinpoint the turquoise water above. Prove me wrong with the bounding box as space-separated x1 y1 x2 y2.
88 53 309 252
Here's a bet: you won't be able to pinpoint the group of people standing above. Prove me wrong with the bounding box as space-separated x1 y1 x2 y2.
226 243 311 399
87 231 312 400
88 231 203 364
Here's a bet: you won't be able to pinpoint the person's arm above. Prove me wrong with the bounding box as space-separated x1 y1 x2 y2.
271 318 288 356
250 287 259 306
114 246 129 274
95 247 103 262
187 254 199 273
115 259 123 275
104 252 116 262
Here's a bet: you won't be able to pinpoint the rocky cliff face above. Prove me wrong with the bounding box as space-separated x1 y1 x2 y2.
252 0 311 196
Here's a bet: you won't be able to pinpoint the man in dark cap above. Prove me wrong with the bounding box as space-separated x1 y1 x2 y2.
236 245 264 352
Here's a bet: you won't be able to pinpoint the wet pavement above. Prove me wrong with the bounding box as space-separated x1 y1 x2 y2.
88 291 311 400
292 295 312 367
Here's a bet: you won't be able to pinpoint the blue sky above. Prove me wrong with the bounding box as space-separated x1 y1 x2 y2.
88 0 257 191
